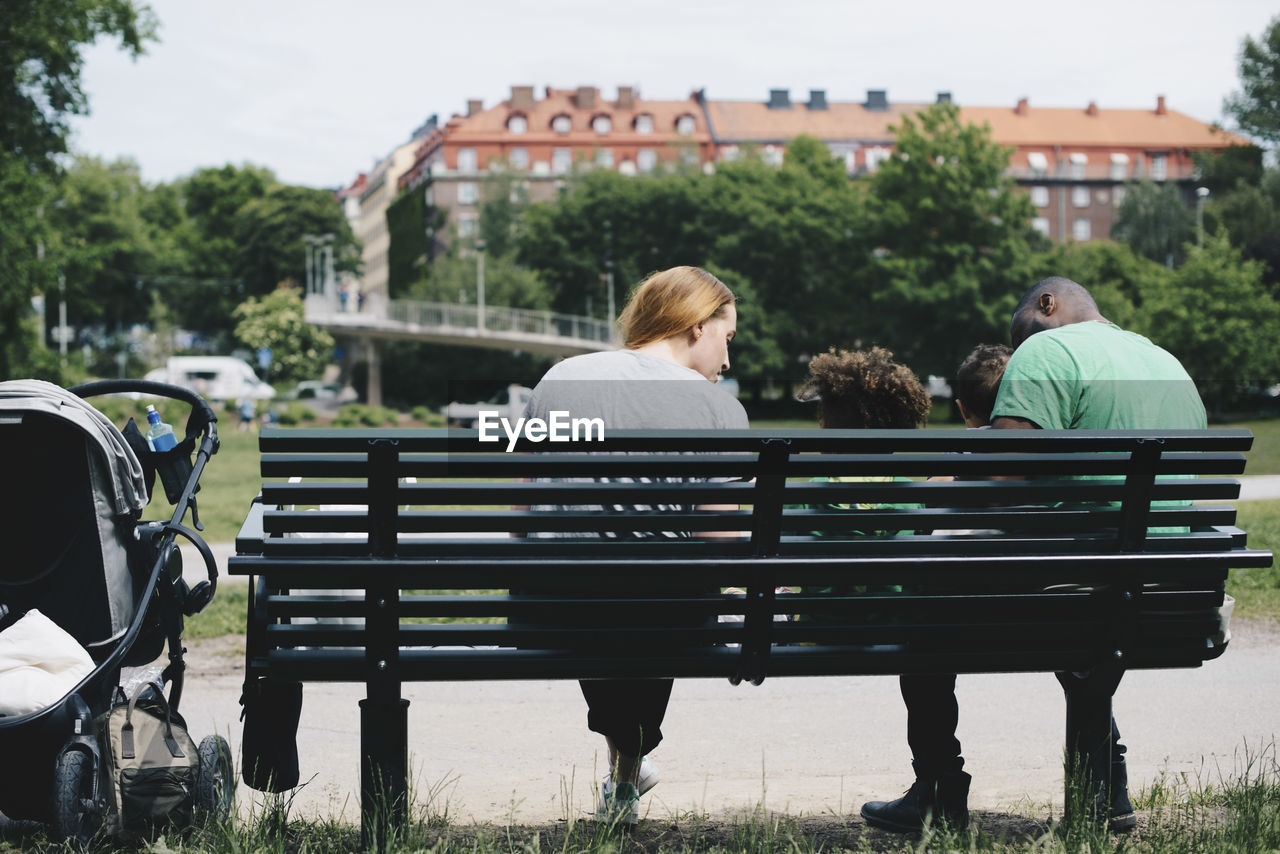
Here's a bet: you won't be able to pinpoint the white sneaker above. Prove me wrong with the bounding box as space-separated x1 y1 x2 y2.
595 780 639 825
600 756 659 799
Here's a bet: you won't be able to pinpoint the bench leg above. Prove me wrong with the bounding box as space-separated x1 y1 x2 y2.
1058 668 1122 828
359 697 410 849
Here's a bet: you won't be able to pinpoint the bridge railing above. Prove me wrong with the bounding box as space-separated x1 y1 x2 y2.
306 293 616 346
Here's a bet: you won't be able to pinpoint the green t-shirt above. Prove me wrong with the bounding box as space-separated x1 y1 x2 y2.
991 321 1206 534
992 321 1206 430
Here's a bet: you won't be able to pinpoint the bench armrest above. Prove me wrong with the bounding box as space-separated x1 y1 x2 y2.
235 494 265 557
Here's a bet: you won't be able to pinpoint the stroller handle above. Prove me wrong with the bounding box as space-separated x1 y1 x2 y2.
70 379 219 440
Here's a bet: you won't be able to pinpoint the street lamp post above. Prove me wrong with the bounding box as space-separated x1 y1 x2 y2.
475 239 486 332
1196 187 1210 248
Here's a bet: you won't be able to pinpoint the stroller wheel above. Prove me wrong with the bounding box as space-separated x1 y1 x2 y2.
51 748 102 847
195 735 234 820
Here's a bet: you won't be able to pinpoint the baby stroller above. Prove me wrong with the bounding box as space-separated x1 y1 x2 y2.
0 379 232 843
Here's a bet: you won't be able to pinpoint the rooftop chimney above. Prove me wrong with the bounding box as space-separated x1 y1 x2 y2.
617 86 635 109
1156 95 1167 116
865 89 888 111
576 86 598 109
807 89 828 110
767 88 791 109
466 99 483 117
936 91 952 104
1086 101 1098 116
1014 97 1029 116
511 86 535 110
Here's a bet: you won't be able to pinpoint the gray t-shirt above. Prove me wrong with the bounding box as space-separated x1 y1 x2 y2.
523 349 748 539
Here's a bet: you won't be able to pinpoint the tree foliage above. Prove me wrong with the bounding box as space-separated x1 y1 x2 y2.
1142 234 1280 412
0 0 156 380
232 286 334 383
1224 15 1280 146
862 103 1038 379
1111 180 1195 267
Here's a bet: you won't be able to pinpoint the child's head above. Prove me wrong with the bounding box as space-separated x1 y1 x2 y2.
798 347 930 429
954 343 1012 428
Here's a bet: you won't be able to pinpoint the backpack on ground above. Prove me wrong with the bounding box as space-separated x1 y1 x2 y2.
99 684 200 835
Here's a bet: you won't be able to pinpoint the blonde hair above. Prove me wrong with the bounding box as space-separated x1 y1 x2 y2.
618 266 735 349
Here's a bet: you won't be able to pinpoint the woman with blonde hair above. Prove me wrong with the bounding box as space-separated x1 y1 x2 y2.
522 265 748 823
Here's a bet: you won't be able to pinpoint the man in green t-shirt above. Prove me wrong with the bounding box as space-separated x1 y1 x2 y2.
862 277 1206 835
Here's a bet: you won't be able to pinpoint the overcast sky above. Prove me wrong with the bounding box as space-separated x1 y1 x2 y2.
68 0 1277 189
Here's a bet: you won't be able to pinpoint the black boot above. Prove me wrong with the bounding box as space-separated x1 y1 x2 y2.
861 771 971 833
1109 759 1136 831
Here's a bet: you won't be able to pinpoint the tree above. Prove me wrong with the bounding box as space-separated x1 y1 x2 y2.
0 0 156 380
1143 234 1280 414
1224 15 1280 146
1028 240 1171 332
232 286 335 384
232 184 360 297
1110 181 1194 267
863 102 1039 379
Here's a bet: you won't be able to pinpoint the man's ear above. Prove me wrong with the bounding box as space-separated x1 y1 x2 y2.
1039 293 1056 316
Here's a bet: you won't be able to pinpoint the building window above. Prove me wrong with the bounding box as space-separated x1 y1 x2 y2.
1030 186 1049 207
1032 217 1050 236
680 146 698 166
509 181 530 204
763 145 784 167
595 147 614 168
618 160 637 177
1096 189 1110 206
424 186 435 207
1072 217 1091 242
551 114 572 134
636 148 657 173
507 114 527 134
457 182 478 205
675 114 696 135
1110 152 1129 180
1027 151 1048 175
634 114 654 134
456 148 477 172
592 115 612 135
458 213 477 239
865 146 892 172
1072 186 1090 208
1113 185 1127 207
552 148 572 175
1150 154 1168 181
509 147 528 170
1069 152 1087 179
721 145 741 162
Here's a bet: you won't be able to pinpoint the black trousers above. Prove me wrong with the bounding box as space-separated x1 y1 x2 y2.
899 673 1126 778
580 678 673 758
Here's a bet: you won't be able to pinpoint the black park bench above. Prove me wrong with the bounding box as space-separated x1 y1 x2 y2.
230 426 1273 841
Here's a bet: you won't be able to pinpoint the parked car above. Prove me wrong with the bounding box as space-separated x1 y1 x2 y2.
284 381 357 403
442 384 533 428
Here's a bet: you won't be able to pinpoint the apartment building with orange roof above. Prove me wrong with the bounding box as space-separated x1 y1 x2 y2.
701 87 1243 242
397 85 712 255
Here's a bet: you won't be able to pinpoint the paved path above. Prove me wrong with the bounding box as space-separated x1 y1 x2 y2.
172 626 1277 826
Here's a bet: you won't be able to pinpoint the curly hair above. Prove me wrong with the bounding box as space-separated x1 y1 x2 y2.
798 347 931 429
954 343 1012 425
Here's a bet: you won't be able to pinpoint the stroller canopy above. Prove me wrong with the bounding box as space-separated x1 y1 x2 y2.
0 380 149 648
0 380 147 515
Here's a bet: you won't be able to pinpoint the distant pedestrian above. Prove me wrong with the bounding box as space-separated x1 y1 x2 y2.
238 397 255 432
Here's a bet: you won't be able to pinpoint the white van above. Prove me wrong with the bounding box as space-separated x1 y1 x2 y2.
144 357 276 401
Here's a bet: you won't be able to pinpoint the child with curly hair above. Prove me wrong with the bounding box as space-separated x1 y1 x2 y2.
790 347 932 615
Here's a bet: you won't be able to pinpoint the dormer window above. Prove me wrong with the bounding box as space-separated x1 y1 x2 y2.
675 114 696 135
592 115 612 135
551 114 572 134
634 113 654 134
507 114 527 134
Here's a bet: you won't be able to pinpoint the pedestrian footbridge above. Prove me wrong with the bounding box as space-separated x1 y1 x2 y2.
305 293 615 357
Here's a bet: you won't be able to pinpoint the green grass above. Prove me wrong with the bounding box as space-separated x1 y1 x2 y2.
1229 500 1280 623
4 744 1279 853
